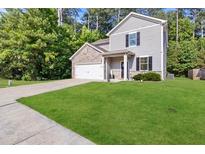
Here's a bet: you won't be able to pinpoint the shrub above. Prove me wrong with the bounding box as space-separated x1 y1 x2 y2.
21 73 32 81
143 72 161 81
133 72 161 81
133 74 143 80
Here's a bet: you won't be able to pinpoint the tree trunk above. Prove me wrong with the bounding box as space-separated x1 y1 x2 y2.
117 8 121 23
57 8 63 26
96 15 99 30
87 13 90 30
193 20 195 39
74 14 77 33
176 8 179 43
201 20 204 38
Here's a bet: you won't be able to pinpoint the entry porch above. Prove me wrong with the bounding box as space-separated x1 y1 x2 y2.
101 50 135 81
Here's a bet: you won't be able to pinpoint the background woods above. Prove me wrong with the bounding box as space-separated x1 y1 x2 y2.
0 8 205 80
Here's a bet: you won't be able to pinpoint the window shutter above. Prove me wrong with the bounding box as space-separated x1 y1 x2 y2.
136 57 140 71
137 32 140 46
126 34 129 47
149 56 152 71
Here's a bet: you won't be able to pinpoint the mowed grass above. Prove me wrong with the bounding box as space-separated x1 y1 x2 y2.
0 78 50 88
19 78 205 144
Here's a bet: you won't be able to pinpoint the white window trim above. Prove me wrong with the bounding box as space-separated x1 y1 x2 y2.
139 56 149 71
128 32 137 47
139 55 151 58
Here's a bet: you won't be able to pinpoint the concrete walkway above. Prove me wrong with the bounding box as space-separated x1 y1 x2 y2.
0 79 95 145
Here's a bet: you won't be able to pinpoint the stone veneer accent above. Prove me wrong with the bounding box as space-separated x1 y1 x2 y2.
71 44 102 78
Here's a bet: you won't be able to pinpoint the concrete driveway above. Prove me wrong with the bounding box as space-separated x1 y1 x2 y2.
0 79 95 145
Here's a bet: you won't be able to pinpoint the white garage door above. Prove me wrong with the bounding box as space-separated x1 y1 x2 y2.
75 64 103 80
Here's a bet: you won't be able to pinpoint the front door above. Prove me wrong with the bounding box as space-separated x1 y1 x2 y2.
121 61 128 79
121 62 124 79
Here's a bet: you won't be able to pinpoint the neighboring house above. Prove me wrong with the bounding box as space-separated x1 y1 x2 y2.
69 12 168 80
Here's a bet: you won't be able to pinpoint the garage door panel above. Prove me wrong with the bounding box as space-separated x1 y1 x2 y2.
75 64 103 80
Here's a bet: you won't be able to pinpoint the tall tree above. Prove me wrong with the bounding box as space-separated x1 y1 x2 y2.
185 8 203 38
196 9 205 38
0 9 73 80
62 8 81 32
82 9 115 34
82 8 165 34
136 8 165 19
196 38 205 68
117 8 121 23
176 8 179 44
57 8 63 26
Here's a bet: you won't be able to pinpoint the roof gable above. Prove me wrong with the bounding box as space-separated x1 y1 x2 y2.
69 43 105 60
107 12 167 36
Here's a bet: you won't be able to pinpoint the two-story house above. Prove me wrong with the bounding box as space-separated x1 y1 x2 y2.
69 12 168 80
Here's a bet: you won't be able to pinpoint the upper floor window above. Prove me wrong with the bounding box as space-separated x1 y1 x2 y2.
129 33 137 47
126 32 140 47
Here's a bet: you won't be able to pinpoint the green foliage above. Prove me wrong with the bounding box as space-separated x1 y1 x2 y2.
132 74 143 81
196 38 205 68
21 73 32 81
68 25 102 57
80 26 101 43
133 72 161 81
167 40 198 76
83 8 165 34
0 8 205 79
0 9 101 80
178 18 195 41
168 16 194 41
142 72 161 81
166 9 205 76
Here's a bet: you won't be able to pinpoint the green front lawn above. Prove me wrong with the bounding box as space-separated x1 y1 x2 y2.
19 78 205 144
0 78 49 88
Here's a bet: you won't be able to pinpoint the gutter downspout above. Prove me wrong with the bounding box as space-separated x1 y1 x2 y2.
161 25 164 80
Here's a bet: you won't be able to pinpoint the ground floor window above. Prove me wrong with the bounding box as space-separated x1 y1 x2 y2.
136 56 152 71
140 57 148 71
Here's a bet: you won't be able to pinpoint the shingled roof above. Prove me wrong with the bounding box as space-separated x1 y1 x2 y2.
91 44 108 52
92 38 109 45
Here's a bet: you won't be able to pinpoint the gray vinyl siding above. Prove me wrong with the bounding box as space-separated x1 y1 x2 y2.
110 24 162 72
110 57 123 69
111 16 156 34
71 13 167 80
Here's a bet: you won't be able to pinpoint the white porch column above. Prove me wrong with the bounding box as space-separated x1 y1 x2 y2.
105 57 109 81
124 54 128 80
102 57 105 80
